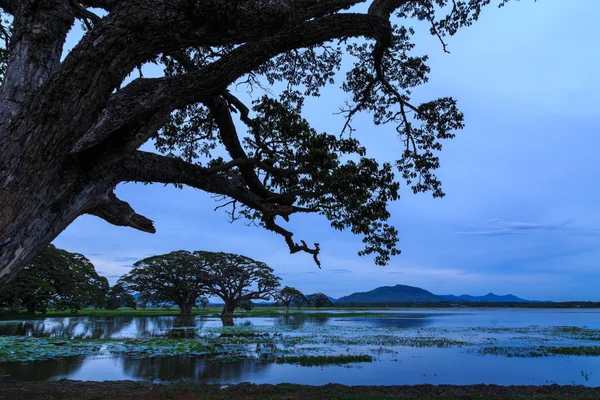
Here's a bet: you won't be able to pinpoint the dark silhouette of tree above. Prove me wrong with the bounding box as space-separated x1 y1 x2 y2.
0 245 106 314
0 0 510 286
307 293 333 309
274 286 308 310
120 251 211 315
198 251 280 317
105 282 137 310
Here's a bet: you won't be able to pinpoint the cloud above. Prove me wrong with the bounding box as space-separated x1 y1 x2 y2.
111 256 140 263
457 219 575 236
329 268 352 274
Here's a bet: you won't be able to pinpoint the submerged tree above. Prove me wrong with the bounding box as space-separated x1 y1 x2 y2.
120 251 211 315
0 245 106 314
274 286 308 310
0 0 514 285
198 251 280 317
307 293 334 309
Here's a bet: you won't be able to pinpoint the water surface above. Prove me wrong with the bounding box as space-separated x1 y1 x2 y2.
0 309 599 386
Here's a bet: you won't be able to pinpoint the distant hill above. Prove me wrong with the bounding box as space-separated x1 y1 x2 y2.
336 284 443 303
439 293 533 303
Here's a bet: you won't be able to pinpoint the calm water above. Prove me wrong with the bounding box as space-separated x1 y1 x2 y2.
0 309 599 386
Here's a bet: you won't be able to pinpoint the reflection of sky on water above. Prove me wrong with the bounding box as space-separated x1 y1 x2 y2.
1 310 600 385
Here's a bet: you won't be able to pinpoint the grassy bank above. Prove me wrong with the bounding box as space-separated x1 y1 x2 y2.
0 307 411 320
0 381 599 400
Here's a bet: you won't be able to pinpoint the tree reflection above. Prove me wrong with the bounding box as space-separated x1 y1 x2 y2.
122 354 270 381
0 355 85 380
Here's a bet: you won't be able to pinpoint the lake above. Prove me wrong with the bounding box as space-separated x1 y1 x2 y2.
0 309 599 386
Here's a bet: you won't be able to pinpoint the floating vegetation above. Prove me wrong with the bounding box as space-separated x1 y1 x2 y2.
280 354 372 366
478 345 600 358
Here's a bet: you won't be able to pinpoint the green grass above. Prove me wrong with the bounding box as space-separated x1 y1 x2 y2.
0 306 450 320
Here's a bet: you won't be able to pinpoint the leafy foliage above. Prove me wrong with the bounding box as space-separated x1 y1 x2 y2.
0 245 107 314
105 283 137 310
196 251 280 316
274 286 308 310
307 293 334 309
120 251 211 315
152 0 498 266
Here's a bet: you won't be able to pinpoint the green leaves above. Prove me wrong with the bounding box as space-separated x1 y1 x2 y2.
150 1 506 267
0 245 107 313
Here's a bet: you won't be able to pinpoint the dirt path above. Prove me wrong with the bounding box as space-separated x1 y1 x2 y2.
0 381 599 400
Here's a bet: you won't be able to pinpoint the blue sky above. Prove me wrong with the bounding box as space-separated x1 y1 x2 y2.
54 1 600 301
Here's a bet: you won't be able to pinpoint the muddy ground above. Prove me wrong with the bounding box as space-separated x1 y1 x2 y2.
0 381 599 399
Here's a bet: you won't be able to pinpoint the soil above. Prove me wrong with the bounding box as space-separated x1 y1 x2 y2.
0 381 598 400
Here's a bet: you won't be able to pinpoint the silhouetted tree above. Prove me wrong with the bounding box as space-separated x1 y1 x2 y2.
198 251 280 317
0 0 508 286
120 251 211 315
307 293 333 309
105 282 137 310
274 286 308 310
0 245 105 314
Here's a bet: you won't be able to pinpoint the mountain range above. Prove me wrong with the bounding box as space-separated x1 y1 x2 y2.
332 284 533 303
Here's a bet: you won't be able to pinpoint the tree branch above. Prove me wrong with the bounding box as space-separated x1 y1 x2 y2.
117 151 266 212
263 217 321 267
0 0 74 132
70 12 389 169
87 191 156 233
77 0 117 12
0 0 14 14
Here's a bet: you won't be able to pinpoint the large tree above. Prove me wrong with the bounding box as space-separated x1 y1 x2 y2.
198 251 280 317
0 244 107 314
307 293 334 309
274 286 308 310
120 250 211 315
0 0 511 286
105 282 137 310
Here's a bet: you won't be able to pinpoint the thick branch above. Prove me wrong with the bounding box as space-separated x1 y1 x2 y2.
72 12 389 168
77 0 117 11
0 0 14 14
118 151 266 211
0 0 74 131
87 191 156 233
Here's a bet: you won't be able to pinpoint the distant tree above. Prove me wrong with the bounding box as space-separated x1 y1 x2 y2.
0 245 106 314
105 282 137 310
90 276 110 309
307 293 333 310
274 286 308 310
120 251 211 315
198 251 280 317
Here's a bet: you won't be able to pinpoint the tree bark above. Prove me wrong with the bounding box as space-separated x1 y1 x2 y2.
178 300 196 315
221 300 237 317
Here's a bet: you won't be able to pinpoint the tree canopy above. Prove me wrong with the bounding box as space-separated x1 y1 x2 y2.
120 250 211 315
307 293 334 309
198 251 280 317
0 245 107 314
0 0 513 286
274 286 308 310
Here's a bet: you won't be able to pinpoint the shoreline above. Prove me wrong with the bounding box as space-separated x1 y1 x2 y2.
0 381 599 399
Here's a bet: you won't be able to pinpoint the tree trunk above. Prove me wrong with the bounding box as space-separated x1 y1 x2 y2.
0 171 112 289
179 301 194 315
25 304 36 315
221 300 237 317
